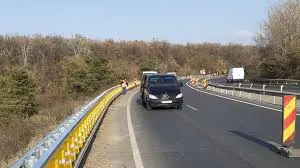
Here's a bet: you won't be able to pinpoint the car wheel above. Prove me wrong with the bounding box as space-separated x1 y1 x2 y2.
146 102 152 111
177 104 182 110
141 94 146 105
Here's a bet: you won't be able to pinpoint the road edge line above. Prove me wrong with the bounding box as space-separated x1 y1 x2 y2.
186 105 199 111
127 90 145 168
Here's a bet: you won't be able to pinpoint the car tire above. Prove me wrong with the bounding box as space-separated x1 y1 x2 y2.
141 93 145 105
146 102 152 111
177 104 182 110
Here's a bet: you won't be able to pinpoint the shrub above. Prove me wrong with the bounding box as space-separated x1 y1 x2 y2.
0 70 37 118
62 55 116 96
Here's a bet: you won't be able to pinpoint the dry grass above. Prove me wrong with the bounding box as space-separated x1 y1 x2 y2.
0 95 85 167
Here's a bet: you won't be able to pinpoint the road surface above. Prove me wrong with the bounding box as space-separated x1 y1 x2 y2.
84 83 300 168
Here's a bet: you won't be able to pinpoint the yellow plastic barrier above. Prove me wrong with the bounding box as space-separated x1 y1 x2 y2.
203 79 208 89
45 86 123 167
127 81 141 90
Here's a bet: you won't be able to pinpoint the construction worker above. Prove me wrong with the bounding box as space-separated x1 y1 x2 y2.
134 78 138 86
121 79 127 94
125 78 129 87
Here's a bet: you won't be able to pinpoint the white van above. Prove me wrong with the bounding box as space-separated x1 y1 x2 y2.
227 67 245 83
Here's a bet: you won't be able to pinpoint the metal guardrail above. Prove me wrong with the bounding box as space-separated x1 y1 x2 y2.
205 82 300 109
208 82 300 97
12 82 139 168
246 78 300 85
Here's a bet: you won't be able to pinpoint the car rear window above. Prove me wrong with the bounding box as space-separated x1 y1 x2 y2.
149 76 177 85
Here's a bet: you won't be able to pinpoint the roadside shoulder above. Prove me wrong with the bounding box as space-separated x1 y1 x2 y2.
83 89 137 168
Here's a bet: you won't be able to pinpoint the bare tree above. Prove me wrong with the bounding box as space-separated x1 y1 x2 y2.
255 0 300 78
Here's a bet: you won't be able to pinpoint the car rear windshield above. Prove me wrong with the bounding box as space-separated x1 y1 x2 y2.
148 76 177 85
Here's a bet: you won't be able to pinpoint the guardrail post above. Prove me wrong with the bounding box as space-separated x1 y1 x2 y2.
281 85 284 92
259 94 262 101
78 127 83 148
70 137 76 161
73 134 79 154
273 96 276 104
263 84 266 90
232 89 234 96
226 89 228 94
239 91 241 97
25 156 36 168
60 150 66 167
250 83 253 88
66 143 72 168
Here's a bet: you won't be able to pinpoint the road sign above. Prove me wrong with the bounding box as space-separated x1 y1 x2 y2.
282 95 296 146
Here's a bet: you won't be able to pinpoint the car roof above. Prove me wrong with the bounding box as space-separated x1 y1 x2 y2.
142 71 158 75
147 74 176 78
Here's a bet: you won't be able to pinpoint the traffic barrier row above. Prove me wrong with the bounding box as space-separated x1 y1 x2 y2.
12 82 140 168
189 76 208 89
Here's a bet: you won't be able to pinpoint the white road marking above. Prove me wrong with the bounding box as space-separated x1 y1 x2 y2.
127 90 145 168
186 82 300 116
186 105 199 111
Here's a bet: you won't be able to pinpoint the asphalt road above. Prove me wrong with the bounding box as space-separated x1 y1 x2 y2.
85 83 300 168
210 77 300 93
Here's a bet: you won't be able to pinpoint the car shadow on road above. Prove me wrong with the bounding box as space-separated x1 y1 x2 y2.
136 97 144 105
229 130 279 153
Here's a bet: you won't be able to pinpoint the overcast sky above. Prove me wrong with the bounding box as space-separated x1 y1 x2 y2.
0 0 275 44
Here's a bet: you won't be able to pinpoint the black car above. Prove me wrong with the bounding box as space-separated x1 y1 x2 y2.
140 73 157 92
141 74 183 110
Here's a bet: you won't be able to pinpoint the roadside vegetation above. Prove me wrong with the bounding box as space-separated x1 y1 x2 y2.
0 0 299 166
0 35 257 166
255 0 300 79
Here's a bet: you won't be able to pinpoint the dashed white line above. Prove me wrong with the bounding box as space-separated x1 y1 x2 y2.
186 82 300 116
127 90 145 168
186 105 199 111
